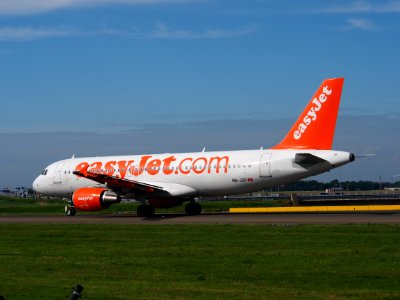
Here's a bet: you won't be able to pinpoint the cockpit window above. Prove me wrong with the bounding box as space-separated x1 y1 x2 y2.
41 169 48 176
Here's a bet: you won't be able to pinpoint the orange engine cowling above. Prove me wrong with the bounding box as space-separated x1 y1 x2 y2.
72 187 121 212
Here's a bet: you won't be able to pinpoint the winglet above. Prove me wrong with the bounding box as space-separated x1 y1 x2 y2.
272 78 344 150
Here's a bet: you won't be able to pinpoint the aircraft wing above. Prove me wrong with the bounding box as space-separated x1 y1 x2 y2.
73 169 164 193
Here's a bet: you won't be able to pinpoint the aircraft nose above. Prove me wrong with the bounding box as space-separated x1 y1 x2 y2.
32 176 41 193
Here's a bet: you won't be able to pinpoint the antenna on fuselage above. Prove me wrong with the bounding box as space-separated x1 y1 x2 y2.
202 147 206 152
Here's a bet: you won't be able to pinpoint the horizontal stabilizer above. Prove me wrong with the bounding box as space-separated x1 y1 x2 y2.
294 153 329 167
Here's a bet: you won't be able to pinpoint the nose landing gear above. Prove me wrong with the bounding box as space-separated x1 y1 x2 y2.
65 199 76 216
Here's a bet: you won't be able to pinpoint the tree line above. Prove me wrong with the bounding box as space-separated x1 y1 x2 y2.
277 180 400 192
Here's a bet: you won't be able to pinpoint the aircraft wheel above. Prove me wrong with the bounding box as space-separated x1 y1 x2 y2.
137 205 155 217
145 205 155 217
185 202 202 215
137 205 145 217
65 207 76 216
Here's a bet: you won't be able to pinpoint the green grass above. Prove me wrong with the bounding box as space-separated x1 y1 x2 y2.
0 195 65 214
0 195 281 215
0 224 399 299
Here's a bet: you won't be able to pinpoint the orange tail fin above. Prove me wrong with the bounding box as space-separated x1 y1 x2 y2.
272 78 344 150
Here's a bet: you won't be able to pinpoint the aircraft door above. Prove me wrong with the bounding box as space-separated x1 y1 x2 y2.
53 162 65 184
259 153 272 177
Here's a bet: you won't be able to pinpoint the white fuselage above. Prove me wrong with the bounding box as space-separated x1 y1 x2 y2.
33 149 353 199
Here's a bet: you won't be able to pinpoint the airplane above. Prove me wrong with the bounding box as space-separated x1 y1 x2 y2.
32 78 355 217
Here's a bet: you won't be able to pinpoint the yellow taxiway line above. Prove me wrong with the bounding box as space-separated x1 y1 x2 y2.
229 205 400 213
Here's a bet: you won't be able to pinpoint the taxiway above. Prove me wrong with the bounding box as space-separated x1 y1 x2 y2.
1 212 399 225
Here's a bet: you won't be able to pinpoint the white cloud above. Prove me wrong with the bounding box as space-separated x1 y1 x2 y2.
0 26 75 41
344 18 380 31
0 24 256 41
147 23 257 40
0 0 199 15
315 0 400 14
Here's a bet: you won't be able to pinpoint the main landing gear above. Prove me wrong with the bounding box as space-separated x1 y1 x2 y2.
185 202 202 216
136 202 202 217
137 205 155 217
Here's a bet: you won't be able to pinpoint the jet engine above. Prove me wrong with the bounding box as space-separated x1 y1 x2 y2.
72 187 121 211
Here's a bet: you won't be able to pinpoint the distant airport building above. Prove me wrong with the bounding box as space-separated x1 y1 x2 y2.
385 187 400 191
0 187 28 197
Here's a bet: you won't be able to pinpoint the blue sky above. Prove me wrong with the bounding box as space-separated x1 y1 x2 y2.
1 0 400 187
